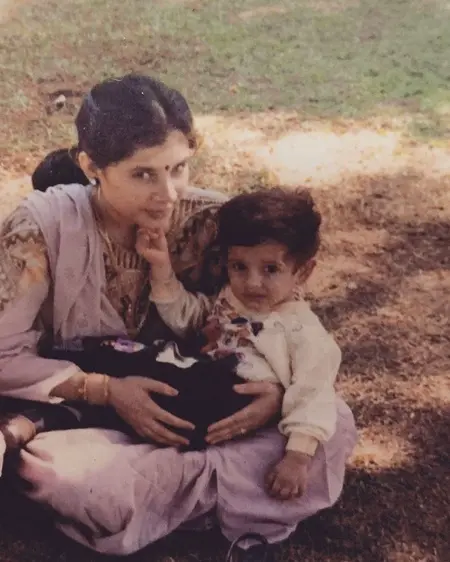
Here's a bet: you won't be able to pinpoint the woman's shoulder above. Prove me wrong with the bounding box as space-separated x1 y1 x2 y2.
0 205 48 313
1 204 44 243
21 183 93 214
175 186 228 225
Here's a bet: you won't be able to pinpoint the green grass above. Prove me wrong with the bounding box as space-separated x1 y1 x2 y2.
0 0 449 169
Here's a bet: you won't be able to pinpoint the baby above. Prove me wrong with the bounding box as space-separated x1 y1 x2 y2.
136 186 341 500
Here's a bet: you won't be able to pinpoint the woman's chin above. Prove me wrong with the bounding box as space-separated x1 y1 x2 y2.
139 214 172 233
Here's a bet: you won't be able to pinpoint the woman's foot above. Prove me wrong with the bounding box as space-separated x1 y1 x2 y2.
225 533 277 562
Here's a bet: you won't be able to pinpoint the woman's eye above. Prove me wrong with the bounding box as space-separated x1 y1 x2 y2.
173 162 187 176
134 171 154 182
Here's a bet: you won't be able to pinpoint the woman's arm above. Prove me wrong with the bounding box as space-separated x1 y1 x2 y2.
0 209 195 447
0 209 85 402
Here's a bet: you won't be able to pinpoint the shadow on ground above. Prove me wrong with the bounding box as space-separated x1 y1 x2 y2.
0 169 448 561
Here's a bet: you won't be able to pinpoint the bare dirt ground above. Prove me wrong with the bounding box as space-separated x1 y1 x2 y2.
1 114 449 562
0 0 18 22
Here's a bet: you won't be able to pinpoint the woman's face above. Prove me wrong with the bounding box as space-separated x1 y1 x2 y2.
83 130 193 233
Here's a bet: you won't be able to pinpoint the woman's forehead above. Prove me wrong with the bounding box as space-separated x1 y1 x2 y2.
120 131 192 170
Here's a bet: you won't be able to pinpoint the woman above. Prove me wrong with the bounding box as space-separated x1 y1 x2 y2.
0 74 357 557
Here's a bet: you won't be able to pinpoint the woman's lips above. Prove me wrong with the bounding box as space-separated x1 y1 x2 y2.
146 207 172 219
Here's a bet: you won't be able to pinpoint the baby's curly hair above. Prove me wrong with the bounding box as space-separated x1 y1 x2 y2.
216 186 322 266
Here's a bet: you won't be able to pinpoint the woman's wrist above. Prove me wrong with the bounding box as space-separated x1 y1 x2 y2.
51 371 111 405
78 373 111 406
50 370 88 401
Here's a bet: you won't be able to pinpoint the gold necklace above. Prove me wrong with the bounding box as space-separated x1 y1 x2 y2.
91 188 150 335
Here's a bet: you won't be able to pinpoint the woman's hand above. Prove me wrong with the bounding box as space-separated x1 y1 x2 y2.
206 381 283 445
135 228 173 283
108 376 194 447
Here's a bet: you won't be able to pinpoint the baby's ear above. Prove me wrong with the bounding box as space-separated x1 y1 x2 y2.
296 259 316 285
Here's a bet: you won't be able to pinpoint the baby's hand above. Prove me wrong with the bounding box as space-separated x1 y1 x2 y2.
265 450 310 500
135 228 173 283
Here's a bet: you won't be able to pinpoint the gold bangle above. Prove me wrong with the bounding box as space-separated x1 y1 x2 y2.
78 373 89 402
83 373 110 406
103 375 110 405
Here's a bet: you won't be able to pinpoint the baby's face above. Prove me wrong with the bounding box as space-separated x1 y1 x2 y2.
226 242 300 314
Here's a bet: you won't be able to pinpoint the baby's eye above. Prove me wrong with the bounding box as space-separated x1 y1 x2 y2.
230 261 246 272
264 264 279 274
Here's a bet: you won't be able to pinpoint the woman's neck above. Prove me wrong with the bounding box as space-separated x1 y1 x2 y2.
91 188 136 250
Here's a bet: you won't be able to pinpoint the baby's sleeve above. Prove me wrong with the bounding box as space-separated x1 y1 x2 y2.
278 305 340 456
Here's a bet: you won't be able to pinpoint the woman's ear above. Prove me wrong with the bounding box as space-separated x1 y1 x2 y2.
77 151 99 184
295 259 316 285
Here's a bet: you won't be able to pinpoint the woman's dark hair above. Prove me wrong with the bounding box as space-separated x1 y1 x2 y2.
31 148 89 191
216 187 322 266
31 74 197 192
75 73 197 168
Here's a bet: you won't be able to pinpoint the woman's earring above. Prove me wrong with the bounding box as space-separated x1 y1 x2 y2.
90 177 98 186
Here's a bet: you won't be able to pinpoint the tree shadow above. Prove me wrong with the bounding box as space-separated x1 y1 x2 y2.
291 400 449 561
0 168 448 561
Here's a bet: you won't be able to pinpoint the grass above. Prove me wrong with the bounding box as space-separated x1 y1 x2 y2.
0 0 450 171
0 1 449 561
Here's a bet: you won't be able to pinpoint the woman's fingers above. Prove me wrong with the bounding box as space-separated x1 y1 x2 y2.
148 419 190 447
206 410 252 445
139 378 178 397
153 403 195 431
207 408 249 434
136 228 168 251
135 230 167 265
206 384 283 444
137 379 194 430
136 419 189 447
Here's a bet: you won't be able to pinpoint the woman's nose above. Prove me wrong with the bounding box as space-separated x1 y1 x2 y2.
157 177 178 204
